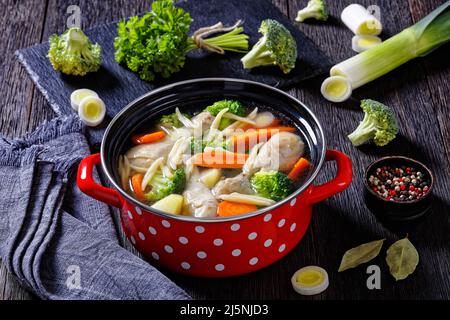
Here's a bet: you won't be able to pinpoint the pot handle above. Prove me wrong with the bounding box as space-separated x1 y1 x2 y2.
308 149 353 205
77 153 123 208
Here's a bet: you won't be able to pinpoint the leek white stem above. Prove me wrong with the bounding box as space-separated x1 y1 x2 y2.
329 2 450 93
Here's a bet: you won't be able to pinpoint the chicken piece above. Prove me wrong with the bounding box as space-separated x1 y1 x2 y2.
125 138 174 168
254 132 304 172
192 111 215 131
183 170 218 218
212 173 254 196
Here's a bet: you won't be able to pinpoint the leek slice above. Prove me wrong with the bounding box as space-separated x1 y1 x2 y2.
70 89 98 111
291 266 329 296
78 96 105 127
341 4 382 35
352 35 382 53
321 76 352 102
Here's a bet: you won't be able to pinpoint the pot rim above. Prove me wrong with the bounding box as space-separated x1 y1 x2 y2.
101 77 326 222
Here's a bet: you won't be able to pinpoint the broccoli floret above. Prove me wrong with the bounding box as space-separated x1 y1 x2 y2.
158 112 189 128
145 169 186 202
251 171 293 202
48 28 101 76
205 100 246 117
348 99 399 147
190 137 230 154
296 0 329 22
241 19 297 74
204 99 247 130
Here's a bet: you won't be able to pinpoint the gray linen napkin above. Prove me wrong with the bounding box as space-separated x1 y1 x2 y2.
0 116 190 300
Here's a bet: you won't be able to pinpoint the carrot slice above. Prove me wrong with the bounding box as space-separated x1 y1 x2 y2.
132 131 165 144
287 157 310 180
131 174 145 201
217 201 258 217
193 150 249 169
231 126 296 151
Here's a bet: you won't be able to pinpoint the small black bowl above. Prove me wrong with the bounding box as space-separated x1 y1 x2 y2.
364 156 434 221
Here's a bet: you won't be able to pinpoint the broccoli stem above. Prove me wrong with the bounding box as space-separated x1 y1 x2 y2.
347 114 377 146
241 37 274 69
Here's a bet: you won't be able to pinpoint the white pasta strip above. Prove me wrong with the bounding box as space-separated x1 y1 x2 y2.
218 193 276 207
168 138 184 170
176 107 198 129
210 108 229 131
184 155 196 180
141 157 164 191
162 165 173 178
172 137 190 169
221 107 259 136
243 142 264 175
223 113 257 125
129 164 149 173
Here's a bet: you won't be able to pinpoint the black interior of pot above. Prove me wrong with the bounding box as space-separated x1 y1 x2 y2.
101 79 326 195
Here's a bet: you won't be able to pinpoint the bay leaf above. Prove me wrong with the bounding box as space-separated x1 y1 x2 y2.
386 237 419 281
338 239 385 272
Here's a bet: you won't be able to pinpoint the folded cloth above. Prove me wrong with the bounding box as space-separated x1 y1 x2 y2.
0 116 190 300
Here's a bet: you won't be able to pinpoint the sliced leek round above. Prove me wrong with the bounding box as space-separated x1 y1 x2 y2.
320 76 352 102
78 96 106 127
70 89 98 111
291 266 329 296
341 4 382 35
352 35 382 53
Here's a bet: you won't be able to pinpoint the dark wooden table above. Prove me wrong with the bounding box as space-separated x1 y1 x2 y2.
1 0 449 300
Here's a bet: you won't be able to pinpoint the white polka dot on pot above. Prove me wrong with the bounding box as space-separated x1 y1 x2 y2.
290 198 297 207
178 236 189 245
130 236 136 245
138 232 145 241
181 262 191 270
164 245 173 253
230 223 240 231
161 220 171 228
148 226 157 235
215 264 225 272
264 214 272 222
264 239 272 248
197 251 207 259
151 252 159 260
135 206 142 215
195 226 205 234
278 219 286 228
249 257 259 265
127 211 133 220
213 238 223 246
290 223 297 232
278 244 286 253
248 232 257 240
232 249 241 257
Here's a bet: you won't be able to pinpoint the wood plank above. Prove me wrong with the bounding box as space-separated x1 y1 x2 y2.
285 0 450 299
0 0 49 301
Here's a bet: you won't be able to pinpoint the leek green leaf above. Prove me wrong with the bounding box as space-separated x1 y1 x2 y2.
338 239 385 272
386 237 419 281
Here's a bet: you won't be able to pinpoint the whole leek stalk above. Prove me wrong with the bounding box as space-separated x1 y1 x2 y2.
330 1 450 89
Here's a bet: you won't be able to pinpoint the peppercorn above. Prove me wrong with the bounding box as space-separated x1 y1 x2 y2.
368 164 430 202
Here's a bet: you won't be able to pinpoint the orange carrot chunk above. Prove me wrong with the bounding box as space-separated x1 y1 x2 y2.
287 157 310 180
132 131 165 144
131 174 145 201
193 150 249 169
217 201 258 217
232 126 296 151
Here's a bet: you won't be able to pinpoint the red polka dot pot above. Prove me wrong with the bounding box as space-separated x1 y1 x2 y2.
77 79 353 277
